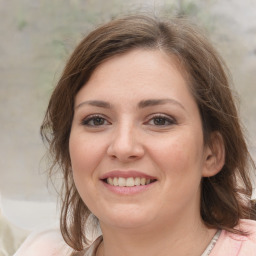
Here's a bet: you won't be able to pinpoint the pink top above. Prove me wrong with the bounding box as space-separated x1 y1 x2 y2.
210 219 256 256
15 219 256 256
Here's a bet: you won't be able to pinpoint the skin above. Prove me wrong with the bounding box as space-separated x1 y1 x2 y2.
69 49 224 256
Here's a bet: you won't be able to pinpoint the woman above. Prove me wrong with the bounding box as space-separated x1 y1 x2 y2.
16 14 256 255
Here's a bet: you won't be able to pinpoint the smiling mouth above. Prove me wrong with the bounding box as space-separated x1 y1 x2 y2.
103 177 157 187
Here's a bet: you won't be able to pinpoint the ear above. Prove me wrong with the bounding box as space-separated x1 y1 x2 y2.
202 132 225 177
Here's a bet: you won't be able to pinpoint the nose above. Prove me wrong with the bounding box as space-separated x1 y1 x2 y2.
107 123 144 162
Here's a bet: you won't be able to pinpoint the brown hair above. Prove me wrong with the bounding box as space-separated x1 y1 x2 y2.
41 14 256 251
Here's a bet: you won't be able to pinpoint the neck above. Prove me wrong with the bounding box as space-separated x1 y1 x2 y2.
97 217 216 256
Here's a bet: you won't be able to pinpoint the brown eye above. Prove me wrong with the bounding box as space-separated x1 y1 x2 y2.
147 114 176 126
82 115 110 126
92 117 105 125
153 117 169 125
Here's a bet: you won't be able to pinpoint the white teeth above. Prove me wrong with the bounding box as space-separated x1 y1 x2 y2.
107 177 113 185
140 177 146 185
126 177 135 187
113 177 118 186
105 177 154 187
118 177 126 187
134 177 141 186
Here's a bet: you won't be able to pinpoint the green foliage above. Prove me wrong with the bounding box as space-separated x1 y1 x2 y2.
178 0 199 16
17 19 28 31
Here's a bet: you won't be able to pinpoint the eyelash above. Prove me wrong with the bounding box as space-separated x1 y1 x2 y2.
145 114 176 126
81 115 110 127
81 114 176 127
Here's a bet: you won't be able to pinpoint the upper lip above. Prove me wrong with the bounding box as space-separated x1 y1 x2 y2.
100 170 157 180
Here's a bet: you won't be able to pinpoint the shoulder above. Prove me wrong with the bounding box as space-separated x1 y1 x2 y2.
211 219 256 256
239 219 256 235
14 228 73 256
236 219 256 255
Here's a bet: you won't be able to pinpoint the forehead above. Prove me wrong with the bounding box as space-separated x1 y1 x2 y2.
76 49 191 101
74 49 201 127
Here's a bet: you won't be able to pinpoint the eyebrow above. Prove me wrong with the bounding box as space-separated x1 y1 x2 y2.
138 98 185 110
75 100 111 109
75 98 185 111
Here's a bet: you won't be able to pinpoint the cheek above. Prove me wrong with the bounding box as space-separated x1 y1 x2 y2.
149 131 204 176
69 132 105 180
69 134 104 207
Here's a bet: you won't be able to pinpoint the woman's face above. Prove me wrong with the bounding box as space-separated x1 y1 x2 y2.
69 49 211 230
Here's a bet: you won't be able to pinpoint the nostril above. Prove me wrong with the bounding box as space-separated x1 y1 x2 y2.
128 155 138 159
109 154 117 160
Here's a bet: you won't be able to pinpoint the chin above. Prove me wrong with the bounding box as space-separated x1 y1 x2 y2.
98 207 154 230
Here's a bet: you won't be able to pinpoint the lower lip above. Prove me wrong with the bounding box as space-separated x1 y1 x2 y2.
101 181 156 195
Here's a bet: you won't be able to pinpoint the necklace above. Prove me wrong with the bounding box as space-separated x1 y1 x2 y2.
201 229 221 256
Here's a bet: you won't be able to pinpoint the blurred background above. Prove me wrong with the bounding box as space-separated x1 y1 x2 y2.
0 0 255 255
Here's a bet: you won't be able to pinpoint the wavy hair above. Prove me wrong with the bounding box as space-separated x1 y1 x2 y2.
41 14 256 251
